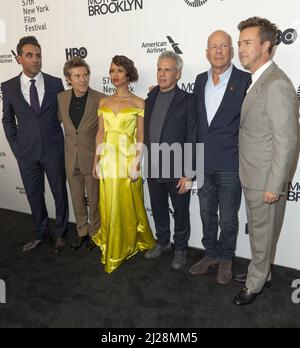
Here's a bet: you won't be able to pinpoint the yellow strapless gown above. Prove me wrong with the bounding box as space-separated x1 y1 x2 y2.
92 107 155 273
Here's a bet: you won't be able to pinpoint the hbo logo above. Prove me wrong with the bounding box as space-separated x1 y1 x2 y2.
65 47 88 60
277 28 298 45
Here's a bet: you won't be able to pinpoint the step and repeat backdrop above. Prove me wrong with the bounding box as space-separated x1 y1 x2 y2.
0 0 299 269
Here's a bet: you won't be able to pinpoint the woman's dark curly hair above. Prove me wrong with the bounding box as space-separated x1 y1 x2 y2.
111 55 138 82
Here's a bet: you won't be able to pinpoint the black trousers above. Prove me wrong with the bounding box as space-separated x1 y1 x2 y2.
18 156 69 240
147 179 191 251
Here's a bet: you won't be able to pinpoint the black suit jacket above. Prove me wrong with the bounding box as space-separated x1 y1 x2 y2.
144 85 197 183
1 72 64 161
194 65 250 172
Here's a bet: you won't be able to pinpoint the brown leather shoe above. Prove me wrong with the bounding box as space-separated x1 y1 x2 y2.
54 237 66 254
22 239 43 252
189 255 219 275
216 260 232 284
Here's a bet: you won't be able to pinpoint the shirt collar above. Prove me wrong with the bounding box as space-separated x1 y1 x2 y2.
21 71 43 84
71 87 89 100
252 60 273 81
208 64 233 83
158 86 176 96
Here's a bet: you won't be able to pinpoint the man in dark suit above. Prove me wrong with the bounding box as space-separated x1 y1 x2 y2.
144 51 197 270
1 36 68 253
189 31 250 283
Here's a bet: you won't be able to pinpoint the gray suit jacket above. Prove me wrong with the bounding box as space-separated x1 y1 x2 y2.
239 63 299 194
58 88 105 177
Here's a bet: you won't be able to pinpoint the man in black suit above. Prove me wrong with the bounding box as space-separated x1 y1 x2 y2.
1 36 68 253
189 30 250 283
144 51 197 270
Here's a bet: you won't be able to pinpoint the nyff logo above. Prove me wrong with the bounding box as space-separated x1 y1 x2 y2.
184 0 208 7
65 47 88 60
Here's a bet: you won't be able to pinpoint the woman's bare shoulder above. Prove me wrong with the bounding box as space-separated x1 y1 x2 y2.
99 96 112 107
131 95 145 110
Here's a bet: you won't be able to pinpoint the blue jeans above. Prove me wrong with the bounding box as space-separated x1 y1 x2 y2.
198 170 242 260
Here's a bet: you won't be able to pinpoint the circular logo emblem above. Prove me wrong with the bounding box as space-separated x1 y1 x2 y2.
184 0 208 7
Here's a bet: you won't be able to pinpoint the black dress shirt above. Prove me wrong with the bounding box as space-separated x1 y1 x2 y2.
69 89 89 129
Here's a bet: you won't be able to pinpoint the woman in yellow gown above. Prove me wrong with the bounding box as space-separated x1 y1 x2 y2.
92 55 155 273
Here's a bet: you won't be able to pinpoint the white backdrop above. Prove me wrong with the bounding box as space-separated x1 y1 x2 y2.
0 0 299 269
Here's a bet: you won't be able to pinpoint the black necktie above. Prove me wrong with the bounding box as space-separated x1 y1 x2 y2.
30 79 40 113
247 76 253 91
244 76 252 97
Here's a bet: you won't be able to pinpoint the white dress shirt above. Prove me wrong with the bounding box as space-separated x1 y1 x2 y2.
205 64 233 126
20 71 45 107
248 60 273 93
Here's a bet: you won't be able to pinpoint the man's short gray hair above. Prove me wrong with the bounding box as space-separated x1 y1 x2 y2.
158 51 184 72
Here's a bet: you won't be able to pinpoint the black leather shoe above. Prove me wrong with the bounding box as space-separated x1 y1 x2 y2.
22 239 43 252
265 281 272 289
54 237 66 254
233 273 272 288
233 287 259 305
86 237 96 251
71 235 88 250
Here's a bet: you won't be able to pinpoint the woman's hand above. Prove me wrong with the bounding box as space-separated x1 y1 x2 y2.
129 162 141 182
93 159 100 180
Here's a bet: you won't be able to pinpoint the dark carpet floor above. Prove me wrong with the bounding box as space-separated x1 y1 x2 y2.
0 208 299 328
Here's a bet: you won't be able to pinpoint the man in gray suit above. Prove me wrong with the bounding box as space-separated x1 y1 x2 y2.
234 17 299 305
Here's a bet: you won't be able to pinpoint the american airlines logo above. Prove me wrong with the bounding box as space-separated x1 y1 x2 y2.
142 36 183 55
167 36 183 54
184 0 208 7
0 53 13 64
